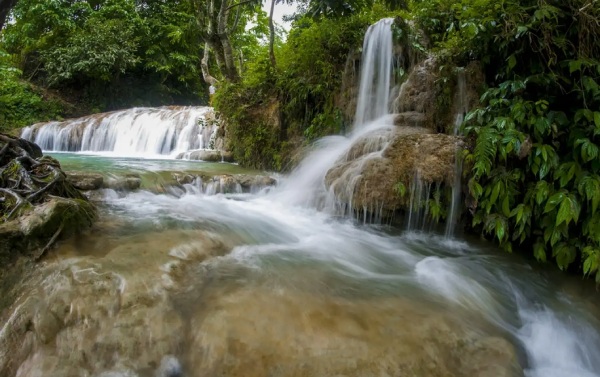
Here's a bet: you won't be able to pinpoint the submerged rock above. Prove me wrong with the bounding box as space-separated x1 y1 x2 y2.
65 171 104 190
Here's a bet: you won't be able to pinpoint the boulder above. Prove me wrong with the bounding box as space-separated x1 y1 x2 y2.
65 171 104 190
103 175 142 191
176 150 234 163
0 197 95 264
234 174 277 191
394 57 438 116
325 127 460 216
0 133 96 267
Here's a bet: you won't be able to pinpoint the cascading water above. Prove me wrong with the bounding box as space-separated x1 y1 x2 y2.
445 70 468 238
277 18 397 214
354 18 395 126
20 106 218 158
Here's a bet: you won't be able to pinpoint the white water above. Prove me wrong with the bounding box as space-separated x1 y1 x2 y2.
445 70 468 237
275 18 397 218
92 186 600 377
354 18 395 126
20 107 218 158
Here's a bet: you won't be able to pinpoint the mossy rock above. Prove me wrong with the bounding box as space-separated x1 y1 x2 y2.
325 127 461 217
0 197 95 265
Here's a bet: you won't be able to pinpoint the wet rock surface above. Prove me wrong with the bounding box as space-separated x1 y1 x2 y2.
325 127 460 215
103 174 142 191
0 226 523 377
65 171 104 190
175 149 234 163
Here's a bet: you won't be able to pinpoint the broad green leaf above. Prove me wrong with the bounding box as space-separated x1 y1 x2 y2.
544 192 565 213
533 242 546 262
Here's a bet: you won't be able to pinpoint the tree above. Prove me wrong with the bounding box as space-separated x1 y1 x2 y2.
195 0 264 84
0 0 17 30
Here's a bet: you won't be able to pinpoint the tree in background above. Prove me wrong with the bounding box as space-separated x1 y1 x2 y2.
0 0 17 30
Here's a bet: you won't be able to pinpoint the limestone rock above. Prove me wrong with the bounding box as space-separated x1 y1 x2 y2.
104 175 142 191
234 174 277 191
176 149 234 163
0 197 95 263
325 127 460 216
394 111 427 128
65 171 104 190
395 57 439 116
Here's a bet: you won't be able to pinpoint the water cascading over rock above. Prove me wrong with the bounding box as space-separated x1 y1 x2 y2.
20 106 227 160
314 18 463 226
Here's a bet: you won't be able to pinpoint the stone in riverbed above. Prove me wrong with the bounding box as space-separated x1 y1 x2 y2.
234 174 277 191
103 175 142 191
65 171 104 190
176 150 234 163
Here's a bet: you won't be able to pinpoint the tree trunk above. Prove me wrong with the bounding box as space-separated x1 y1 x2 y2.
201 42 219 86
218 0 240 82
0 0 17 31
268 0 277 67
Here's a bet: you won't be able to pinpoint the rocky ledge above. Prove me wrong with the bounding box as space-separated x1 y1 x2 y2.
65 170 277 199
325 126 461 217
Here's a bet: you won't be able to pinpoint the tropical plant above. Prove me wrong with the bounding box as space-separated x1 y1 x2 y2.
413 0 600 279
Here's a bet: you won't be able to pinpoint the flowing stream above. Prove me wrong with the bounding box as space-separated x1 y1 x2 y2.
2 18 600 377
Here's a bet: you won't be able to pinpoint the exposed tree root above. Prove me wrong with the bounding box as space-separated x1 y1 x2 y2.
35 222 64 261
0 133 87 222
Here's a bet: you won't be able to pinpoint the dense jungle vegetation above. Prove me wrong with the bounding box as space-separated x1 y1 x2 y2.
0 0 599 278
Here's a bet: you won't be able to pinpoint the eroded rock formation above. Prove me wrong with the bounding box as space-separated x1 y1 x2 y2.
325 126 460 216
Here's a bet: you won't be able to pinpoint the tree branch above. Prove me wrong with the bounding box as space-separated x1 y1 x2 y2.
226 0 259 12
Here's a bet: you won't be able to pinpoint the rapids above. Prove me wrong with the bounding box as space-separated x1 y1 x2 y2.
2 169 600 377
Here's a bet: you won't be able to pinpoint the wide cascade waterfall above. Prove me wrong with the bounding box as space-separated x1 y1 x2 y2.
20 106 217 158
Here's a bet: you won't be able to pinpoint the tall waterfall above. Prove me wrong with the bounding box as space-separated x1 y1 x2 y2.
276 18 396 208
20 107 218 158
445 70 468 237
354 18 395 127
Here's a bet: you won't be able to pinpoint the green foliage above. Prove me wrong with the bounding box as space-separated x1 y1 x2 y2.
0 49 63 131
214 4 400 170
42 17 140 85
423 0 600 278
2 0 207 111
298 0 407 18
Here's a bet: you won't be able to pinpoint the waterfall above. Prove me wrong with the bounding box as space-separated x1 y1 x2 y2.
276 18 396 212
445 70 468 237
353 18 395 127
20 107 218 158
